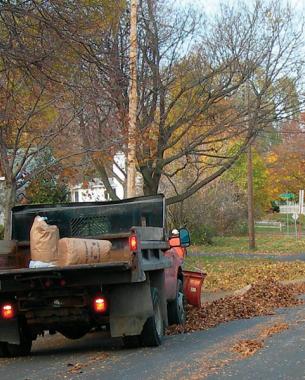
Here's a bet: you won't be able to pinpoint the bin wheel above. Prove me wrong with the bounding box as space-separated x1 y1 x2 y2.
141 288 164 347
167 279 187 325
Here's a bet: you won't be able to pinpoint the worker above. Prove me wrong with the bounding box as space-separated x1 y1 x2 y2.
169 229 186 260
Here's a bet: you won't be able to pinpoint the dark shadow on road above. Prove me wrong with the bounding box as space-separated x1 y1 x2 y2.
31 331 123 357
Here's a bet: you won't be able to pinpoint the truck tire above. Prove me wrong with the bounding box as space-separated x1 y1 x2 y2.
167 279 186 325
141 288 164 347
122 335 141 348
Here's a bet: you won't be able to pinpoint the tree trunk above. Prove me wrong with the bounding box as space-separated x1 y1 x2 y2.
127 0 138 198
92 158 120 201
142 169 160 196
247 144 256 250
3 181 16 240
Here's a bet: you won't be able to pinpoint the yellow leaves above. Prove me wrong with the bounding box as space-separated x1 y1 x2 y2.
263 118 305 198
266 151 278 164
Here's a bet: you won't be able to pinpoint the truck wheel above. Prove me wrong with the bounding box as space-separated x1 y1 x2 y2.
122 335 141 348
167 279 186 325
141 288 164 347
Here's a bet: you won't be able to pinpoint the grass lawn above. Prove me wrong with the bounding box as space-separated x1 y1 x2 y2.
190 234 305 255
184 255 305 292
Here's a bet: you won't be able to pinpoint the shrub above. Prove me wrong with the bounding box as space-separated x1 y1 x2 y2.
183 180 248 237
0 225 4 240
190 224 215 245
231 221 248 236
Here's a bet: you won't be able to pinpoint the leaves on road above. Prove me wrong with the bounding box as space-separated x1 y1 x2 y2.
260 322 289 339
232 339 264 358
66 352 109 375
232 322 289 358
168 280 304 335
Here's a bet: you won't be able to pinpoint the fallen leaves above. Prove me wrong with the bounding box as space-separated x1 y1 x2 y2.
260 322 289 339
66 352 109 375
231 322 289 358
232 339 264 358
67 362 84 374
185 256 305 292
167 280 304 335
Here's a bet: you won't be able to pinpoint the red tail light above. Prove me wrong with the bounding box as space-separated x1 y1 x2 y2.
1 304 15 319
93 297 107 314
44 280 51 288
129 235 138 251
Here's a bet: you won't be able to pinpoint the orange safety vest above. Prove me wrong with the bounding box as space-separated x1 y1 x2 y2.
169 237 186 259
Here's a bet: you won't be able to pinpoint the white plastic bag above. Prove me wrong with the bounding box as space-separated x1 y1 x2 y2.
29 260 56 268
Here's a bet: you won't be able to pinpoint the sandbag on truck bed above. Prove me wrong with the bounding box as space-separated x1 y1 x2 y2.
30 216 59 265
58 238 112 266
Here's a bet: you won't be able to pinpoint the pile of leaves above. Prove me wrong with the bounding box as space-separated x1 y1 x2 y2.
167 280 305 335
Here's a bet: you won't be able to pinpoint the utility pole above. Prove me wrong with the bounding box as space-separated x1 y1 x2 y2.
246 79 256 250
127 0 138 198
247 142 256 249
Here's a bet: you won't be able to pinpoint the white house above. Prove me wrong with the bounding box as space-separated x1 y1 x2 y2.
70 153 126 202
70 178 124 202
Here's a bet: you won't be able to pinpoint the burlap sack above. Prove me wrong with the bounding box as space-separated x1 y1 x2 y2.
30 216 59 264
58 238 112 266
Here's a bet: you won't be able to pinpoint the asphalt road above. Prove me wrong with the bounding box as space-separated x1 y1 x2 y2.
2 301 305 380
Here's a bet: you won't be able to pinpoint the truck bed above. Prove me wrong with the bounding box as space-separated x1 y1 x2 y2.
0 261 132 276
0 261 134 294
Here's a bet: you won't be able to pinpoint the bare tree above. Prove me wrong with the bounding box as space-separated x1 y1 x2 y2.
0 2 102 238
134 0 305 204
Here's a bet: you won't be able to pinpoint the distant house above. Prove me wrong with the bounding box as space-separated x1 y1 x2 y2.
70 178 124 202
70 153 126 202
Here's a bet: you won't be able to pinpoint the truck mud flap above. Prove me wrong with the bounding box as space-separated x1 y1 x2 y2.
109 281 153 337
0 319 20 345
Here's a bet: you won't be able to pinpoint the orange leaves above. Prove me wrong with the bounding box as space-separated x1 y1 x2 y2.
265 116 305 198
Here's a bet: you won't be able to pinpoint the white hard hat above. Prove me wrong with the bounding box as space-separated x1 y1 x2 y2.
172 229 179 235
